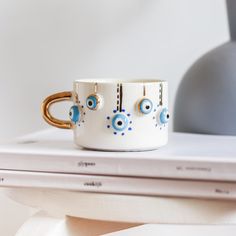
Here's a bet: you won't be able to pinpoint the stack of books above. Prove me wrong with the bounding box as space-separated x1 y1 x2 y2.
0 128 236 200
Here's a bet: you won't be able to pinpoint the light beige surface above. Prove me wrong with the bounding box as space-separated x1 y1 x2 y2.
16 211 138 236
14 211 236 236
104 224 236 236
0 190 34 236
6 188 236 225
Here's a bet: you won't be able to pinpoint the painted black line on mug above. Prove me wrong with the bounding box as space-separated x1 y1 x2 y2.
119 83 123 112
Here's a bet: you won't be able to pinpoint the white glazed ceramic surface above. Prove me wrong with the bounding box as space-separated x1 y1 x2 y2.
70 79 168 151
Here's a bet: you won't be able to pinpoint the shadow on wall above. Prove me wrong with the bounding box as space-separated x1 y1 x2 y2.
174 0 236 135
174 42 234 135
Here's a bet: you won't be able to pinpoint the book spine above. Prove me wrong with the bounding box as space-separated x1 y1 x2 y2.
1 153 236 181
1 170 236 200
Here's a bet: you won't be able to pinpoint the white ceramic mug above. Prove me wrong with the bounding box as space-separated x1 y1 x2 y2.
42 79 169 151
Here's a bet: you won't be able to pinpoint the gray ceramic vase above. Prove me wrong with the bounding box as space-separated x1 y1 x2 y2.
174 0 236 135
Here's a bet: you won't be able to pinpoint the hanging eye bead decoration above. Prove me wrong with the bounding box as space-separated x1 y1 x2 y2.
69 105 80 124
138 98 153 114
137 85 153 115
158 108 170 124
86 83 103 110
86 94 102 110
153 83 170 128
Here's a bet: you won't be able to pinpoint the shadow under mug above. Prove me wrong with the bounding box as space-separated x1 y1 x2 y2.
42 79 169 151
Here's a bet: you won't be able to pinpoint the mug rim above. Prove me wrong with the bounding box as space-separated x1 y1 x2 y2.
74 78 167 84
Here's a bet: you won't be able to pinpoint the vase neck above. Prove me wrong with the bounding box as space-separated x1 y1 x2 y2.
227 0 236 40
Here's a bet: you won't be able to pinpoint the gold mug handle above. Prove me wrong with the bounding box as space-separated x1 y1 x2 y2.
42 91 73 129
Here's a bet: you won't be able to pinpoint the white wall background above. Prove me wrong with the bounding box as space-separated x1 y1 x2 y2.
0 0 229 235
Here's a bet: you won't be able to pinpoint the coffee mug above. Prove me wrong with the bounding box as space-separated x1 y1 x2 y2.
42 79 169 151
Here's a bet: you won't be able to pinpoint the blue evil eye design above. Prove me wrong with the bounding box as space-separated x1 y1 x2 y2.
107 109 132 135
159 108 170 124
139 98 153 114
112 114 129 131
69 105 80 124
86 94 101 110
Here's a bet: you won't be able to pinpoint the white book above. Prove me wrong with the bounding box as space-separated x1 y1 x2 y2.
1 169 236 200
0 129 236 181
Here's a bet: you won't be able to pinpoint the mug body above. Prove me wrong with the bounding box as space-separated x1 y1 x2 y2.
71 79 169 151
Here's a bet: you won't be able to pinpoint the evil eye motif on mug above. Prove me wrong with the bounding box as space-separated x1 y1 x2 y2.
112 114 129 131
86 94 103 110
158 108 170 125
106 109 133 136
69 105 80 124
138 98 153 115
